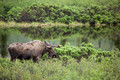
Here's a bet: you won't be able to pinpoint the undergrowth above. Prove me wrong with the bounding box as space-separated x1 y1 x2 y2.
0 57 120 80
0 43 120 80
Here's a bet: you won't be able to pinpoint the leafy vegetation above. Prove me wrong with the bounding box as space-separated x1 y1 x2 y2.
55 42 120 61
0 0 120 24
0 43 120 80
0 26 120 79
0 0 120 79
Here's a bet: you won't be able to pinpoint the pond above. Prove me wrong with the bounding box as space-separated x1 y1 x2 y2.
0 26 120 57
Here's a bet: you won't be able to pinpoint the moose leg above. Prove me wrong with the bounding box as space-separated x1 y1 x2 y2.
10 54 17 61
9 49 17 62
10 57 16 61
10 58 14 61
33 57 39 63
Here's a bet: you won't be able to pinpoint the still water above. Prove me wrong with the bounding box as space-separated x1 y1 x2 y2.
0 26 120 57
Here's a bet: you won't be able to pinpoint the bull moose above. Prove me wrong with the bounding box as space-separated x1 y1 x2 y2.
8 40 60 62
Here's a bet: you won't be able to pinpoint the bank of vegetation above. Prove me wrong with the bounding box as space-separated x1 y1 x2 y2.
0 43 120 80
0 0 120 79
0 0 120 25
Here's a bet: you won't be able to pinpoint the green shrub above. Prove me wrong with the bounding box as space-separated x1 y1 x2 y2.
54 42 120 62
0 1 119 24
7 7 23 21
0 56 120 80
0 42 120 80
0 2 13 20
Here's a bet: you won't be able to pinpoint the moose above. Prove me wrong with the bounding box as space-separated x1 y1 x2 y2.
8 40 60 62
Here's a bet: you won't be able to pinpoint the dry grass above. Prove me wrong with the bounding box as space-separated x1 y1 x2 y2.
69 21 84 27
0 21 41 28
0 21 88 28
0 21 107 28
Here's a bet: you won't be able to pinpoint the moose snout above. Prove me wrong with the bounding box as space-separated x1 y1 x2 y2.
52 54 57 58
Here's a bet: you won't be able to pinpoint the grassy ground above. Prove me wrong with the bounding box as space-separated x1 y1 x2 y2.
0 57 120 80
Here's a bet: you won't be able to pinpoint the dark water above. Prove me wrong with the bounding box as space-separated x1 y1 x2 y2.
0 26 120 57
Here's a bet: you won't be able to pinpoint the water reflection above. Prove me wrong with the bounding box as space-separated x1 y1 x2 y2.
0 28 32 57
81 35 88 43
113 34 120 50
60 39 68 46
76 37 81 47
0 29 9 57
0 26 120 58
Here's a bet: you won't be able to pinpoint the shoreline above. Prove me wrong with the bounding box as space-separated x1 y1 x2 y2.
0 21 109 28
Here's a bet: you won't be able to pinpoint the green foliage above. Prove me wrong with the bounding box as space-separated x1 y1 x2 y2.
0 58 13 67
54 42 120 62
42 53 48 60
0 39 120 80
0 1 13 20
18 26 79 39
54 43 81 59
0 57 120 80
0 0 120 24
7 7 23 21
